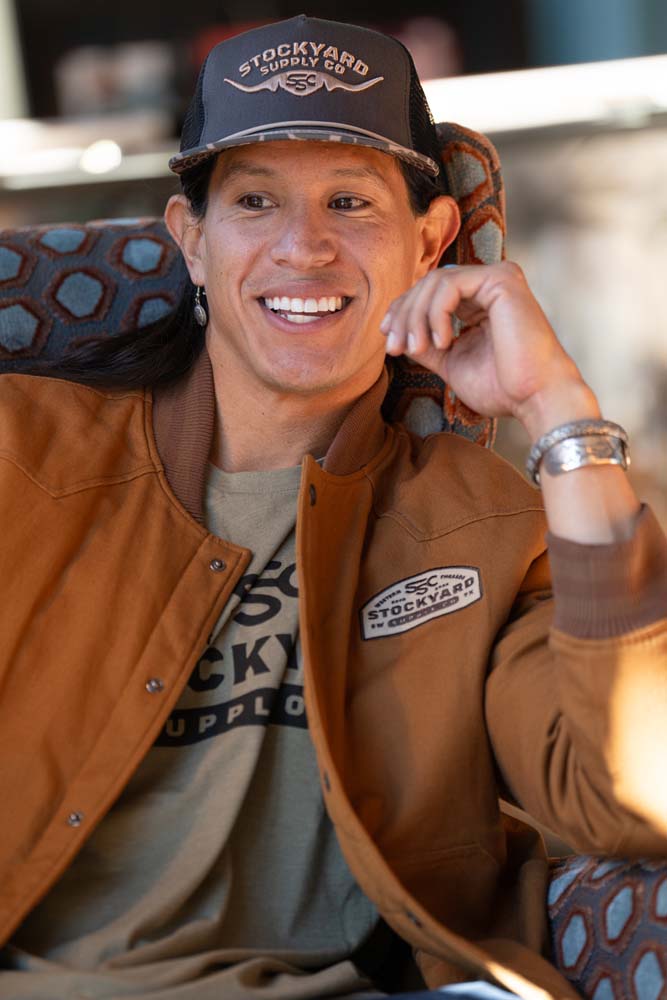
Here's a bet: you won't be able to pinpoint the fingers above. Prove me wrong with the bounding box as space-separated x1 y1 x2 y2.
389 275 438 356
382 267 461 358
381 261 537 360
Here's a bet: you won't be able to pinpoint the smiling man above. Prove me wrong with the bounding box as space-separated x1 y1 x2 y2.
166 141 457 471
1 14 667 1000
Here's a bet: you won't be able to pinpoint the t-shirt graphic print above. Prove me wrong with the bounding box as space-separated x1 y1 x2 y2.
156 552 304 747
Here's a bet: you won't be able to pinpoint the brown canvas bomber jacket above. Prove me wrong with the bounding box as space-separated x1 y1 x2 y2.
1 351 666 999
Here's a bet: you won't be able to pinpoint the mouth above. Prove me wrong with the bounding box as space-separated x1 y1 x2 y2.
260 295 351 325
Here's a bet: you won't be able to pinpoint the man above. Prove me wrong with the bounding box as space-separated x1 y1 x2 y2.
0 14 666 1000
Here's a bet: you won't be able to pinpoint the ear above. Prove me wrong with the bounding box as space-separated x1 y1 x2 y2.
164 193 206 286
415 195 461 278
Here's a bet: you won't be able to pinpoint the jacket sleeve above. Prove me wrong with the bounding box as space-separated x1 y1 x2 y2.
484 504 667 856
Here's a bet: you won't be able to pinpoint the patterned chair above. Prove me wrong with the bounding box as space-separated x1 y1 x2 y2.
1 125 665 1000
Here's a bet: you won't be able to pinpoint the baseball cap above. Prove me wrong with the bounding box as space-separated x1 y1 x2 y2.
169 14 442 177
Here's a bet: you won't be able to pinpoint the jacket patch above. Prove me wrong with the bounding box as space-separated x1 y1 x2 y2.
360 567 482 640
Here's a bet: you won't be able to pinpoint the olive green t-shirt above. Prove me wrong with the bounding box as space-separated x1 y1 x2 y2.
2 462 381 999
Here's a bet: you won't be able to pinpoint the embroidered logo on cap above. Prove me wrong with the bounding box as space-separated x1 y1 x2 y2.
224 38 384 100
360 567 483 640
225 71 384 97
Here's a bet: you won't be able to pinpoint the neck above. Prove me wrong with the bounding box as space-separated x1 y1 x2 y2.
208 354 384 473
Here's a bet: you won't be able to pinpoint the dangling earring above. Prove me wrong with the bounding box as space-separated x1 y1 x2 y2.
193 285 208 327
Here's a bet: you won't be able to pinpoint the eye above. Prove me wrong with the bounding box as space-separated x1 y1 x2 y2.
238 193 275 211
330 195 368 211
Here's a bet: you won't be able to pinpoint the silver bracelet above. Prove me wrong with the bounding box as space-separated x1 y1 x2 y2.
525 419 629 485
542 434 629 479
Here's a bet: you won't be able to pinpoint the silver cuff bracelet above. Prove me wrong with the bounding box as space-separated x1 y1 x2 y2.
525 419 630 485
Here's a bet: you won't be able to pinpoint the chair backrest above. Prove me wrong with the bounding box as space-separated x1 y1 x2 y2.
0 122 505 446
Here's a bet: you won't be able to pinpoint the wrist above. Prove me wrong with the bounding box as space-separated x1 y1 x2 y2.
516 379 601 443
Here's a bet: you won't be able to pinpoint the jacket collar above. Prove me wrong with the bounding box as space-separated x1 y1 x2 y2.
152 348 388 524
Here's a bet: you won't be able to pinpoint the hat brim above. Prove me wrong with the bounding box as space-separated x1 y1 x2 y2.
169 126 440 177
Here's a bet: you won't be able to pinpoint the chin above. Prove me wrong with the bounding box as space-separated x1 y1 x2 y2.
262 368 342 397
255 352 351 396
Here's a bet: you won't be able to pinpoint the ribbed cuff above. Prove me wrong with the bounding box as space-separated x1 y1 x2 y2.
547 504 667 639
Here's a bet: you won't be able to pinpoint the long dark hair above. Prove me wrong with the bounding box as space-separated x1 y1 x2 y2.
34 154 445 389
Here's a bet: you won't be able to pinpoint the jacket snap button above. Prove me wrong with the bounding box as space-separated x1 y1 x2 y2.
406 909 423 928
145 678 164 694
67 811 84 827
309 484 317 506
209 558 226 572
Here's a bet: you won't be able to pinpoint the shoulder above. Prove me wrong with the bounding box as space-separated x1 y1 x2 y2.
0 373 154 493
371 424 544 539
0 369 142 404
0 372 145 438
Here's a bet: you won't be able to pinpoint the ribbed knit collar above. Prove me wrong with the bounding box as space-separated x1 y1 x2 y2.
152 348 388 524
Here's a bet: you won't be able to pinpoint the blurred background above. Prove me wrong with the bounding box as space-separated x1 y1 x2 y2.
0 0 665 520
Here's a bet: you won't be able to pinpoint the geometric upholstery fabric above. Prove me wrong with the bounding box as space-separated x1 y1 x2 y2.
0 122 506 444
548 855 667 999
0 219 185 368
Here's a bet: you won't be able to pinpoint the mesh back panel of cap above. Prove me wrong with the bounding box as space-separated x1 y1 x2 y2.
404 51 444 175
180 53 210 152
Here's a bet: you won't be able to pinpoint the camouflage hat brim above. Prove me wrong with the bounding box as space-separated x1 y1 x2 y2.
169 126 440 177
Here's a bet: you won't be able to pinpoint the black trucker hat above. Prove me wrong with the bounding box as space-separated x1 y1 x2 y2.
169 14 442 177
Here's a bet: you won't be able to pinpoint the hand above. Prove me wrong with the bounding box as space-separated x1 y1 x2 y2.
381 261 600 441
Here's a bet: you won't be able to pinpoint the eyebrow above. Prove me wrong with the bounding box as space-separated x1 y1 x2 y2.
218 159 393 190
218 162 275 184
328 165 393 189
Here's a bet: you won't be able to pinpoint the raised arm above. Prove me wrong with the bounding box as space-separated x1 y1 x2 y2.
381 262 667 850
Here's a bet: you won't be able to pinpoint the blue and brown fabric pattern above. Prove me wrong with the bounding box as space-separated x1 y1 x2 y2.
548 855 667 999
0 219 185 365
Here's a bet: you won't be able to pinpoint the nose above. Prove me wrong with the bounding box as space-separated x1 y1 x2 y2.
270 204 337 269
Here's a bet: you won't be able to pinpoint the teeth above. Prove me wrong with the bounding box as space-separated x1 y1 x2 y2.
283 314 319 324
263 296 345 315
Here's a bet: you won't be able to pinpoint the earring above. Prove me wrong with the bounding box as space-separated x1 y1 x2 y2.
193 285 208 327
